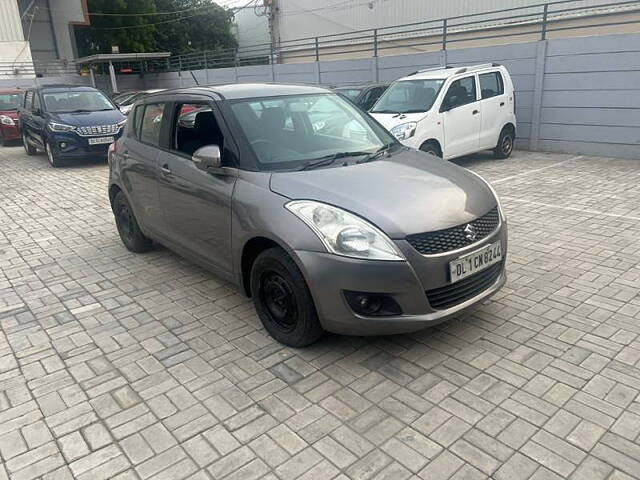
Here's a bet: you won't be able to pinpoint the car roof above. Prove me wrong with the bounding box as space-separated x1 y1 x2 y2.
35 85 101 93
147 83 333 101
335 84 388 90
0 89 23 94
399 63 505 81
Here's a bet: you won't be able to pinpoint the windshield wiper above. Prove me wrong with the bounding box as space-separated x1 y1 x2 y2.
298 151 372 171
356 144 394 164
370 109 399 114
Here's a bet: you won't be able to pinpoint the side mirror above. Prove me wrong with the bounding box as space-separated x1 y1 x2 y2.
192 145 222 173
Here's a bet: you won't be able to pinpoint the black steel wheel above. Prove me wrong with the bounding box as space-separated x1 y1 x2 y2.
113 191 153 253
494 127 514 159
250 247 323 347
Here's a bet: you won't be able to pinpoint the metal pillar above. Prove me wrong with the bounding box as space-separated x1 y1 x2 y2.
89 64 96 88
108 60 118 93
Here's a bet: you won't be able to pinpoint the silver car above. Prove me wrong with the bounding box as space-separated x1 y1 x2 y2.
108 84 507 347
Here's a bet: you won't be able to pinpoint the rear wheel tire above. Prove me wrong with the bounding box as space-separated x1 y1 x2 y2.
250 247 324 347
113 191 153 253
494 127 514 159
420 141 442 158
23 132 36 155
46 141 63 167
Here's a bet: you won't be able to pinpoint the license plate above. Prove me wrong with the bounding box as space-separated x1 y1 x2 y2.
88 136 114 145
449 241 502 284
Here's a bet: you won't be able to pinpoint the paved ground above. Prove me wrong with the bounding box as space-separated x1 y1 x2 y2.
0 146 639 480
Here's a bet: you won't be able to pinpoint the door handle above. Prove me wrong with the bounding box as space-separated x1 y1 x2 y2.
500 102 505 107
472 109 479 115
160 165 171 175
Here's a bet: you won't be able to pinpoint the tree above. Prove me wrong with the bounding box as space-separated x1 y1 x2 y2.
75 0 159 57
74 0 237 59
154 0 237 57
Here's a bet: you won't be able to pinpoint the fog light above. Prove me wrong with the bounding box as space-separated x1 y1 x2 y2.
344 291 402 317
59 142 67 149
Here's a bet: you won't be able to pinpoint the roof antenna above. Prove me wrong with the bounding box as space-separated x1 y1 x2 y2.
190 71 199 86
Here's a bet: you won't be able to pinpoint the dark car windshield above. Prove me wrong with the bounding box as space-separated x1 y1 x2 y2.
43 91 115 113
230 93 396 171
0 93 23 110
371 79 444 114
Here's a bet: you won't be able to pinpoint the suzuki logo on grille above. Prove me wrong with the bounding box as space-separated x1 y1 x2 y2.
463 224 478 241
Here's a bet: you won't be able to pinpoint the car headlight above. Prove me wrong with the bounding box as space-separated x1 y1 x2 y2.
467 170 506 222
47 121 75 132
390 122 417 140
117 118 127 129
286 200 405 261
0 115 15 126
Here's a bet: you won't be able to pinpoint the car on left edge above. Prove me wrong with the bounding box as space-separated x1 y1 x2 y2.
18 85 126 167
0 89 24 146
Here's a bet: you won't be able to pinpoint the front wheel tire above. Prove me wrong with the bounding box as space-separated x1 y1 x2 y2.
113 191 153 253
494 128 514 159
46 141 63 167
250 248 324 347
420 141 442 158
23 132 36 155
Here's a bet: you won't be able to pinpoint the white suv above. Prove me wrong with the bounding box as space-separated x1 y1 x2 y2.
370 64 516 160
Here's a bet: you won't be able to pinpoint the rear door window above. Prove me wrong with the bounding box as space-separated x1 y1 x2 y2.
139 103 165 146
479 72 505 99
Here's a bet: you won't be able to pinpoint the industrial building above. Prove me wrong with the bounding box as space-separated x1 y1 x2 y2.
0 0 88 77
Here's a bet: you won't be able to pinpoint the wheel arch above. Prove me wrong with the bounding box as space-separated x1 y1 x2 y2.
502 122 516 138
241 236 290 297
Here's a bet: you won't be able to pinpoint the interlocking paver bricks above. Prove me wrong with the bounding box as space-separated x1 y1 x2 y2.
1 148 640 478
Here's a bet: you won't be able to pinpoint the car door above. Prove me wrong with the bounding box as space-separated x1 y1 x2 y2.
440 75 481 159
157 99 237 274
119 102 166 236
478 70 508 150
29 92 47 149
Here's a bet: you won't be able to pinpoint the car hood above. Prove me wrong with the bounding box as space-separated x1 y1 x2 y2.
370 111 428 131
0 110 18 119
270 148 497 238
49 110 125 126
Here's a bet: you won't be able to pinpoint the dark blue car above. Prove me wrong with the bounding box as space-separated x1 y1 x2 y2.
18 85 126 167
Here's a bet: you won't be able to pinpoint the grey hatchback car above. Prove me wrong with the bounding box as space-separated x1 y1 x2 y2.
108 84 507 347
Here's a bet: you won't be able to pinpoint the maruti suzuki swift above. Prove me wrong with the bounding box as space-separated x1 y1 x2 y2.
108 84 507 347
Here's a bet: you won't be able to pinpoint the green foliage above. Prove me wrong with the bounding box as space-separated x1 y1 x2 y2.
74 0 237 57
75 0 159 57
155 0 237 56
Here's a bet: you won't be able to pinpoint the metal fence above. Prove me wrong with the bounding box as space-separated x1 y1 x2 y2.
1 0 639 79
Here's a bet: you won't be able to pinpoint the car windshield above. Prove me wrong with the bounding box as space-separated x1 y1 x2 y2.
337 88 363 101
371 79 445 114
230 93 395 171
0 93 23 110
43 91 115 113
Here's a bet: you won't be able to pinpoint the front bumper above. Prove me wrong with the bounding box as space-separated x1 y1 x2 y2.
296 223 507 336
48 130 122 160
0 124 21 141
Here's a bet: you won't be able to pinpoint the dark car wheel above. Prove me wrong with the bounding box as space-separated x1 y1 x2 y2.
494 127 514 159
46 141 63 167
420 141 442 158
113 191 153 253
250 247 324 347
23 132 37 155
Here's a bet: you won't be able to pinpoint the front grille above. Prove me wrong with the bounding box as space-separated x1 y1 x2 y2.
406 207 499 255
426 261 503 310
76 124 120 136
